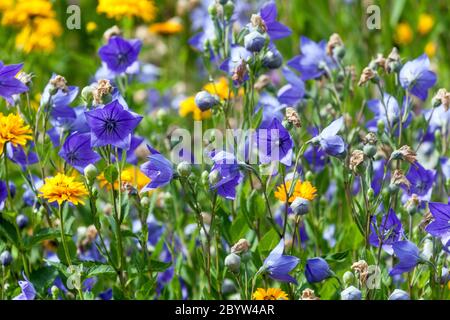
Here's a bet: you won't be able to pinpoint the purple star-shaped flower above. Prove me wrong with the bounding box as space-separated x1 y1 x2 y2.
305 257 332 283
209 151 244 200
287 36 336 80
59 132 101 172
313 117 346 157
369 208 404 254
85 100 142 150
277 67 305 105
13 275 36 300
259 1 292 40
425 202 450 246
399 54 437 101
260 239 299 284
0 62 28 105
140 146 174 192
389 240 422 276
257 118 293 166
98 36 142 74
403 162 436 198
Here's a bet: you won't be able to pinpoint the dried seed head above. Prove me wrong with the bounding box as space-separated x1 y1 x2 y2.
232 60 247 84
386 47 401 73
419 210 433 230
285 107 301 128
254 74 271 91
349 150 365 173
391 169 411 191
93 79 113 105
301 288 320 300
363 132 378 145
358 67 377 86
231 239 250 254
250 14 267 33
50 75 68 93
351 260 369 284
391 145 417 164
433 88 450 111
86 225 98 242
326 33 344 56
103 25 122 42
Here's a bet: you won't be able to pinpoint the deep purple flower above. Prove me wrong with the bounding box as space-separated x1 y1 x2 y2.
303 145 328 173
98 36 142 74
287 36 336 80
257 118 293 166
425 202 450 246
0 62 28 105
99 288 113 300
371 159 389 196
305 257 332 283
313 117 346 157
399 54 437 101
260 239 299 284
85 100 142 150
390 240 422 276
259 1 292 40
140 146 174 192
0 180 7 210
209 151 244 200
277 67 305 105
59 132 101 172
6 144 38 170
369 208 404 254
403 162 435 198
13 275 36 300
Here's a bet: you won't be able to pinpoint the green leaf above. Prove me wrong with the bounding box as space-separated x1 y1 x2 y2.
24 228 62 249
324 250 349 263
30 266 59 292
230 214 249 243
251 105 264 128
389 0 407 28
148 259 172 272
104 165 119 184
0 216 19 246
85 264 116 277
258 229 280 253
247 190 266 219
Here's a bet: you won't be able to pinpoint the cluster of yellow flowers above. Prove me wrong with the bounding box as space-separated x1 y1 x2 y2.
395 13 436 57
274 180 317 203
0 112 33 154
179 77 233 121
97 0 157 22
0 0 62 53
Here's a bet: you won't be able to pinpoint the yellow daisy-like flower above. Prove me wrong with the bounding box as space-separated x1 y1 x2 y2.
39 173 89 205
179 96 212 121
395 22 413 45
149 18 183 35
0 113 33 154
424 41 437 58
98 167 150 191
0 0 61 53
203 77 233 100
417 13 434 35
274 180 317 203
253 288 288 300
97 0 156 22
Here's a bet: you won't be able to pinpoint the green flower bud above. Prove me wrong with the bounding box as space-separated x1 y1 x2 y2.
224 1 235 20
51 285 60 299
177 161 192 177
208 4 218 18
224 253 241 273
201 170 209 185
377 119 385 133
343 271 355 286
209 170 221 185
305 171 314 182
140 196 150 208
363 144 377 158
84 164 98 184
367 188 375 202
81 85 94 103
434 129 442 141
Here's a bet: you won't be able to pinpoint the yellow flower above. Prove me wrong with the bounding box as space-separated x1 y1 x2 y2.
1 0 61 53
0 113 33 154
425 41 437 58
15 17 62 53
86 21 98 33
203 77 234 100
179 96 212 121
97 0 156 22
417 13 434 35
253 288 288 300
274 180 317 203
39 173 88 205
98 167 150 191
149 18 183 35
395 22 413 45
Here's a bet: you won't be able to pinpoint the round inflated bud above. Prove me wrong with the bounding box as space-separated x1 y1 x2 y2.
224 253 241 273
195 91 219 111
262 50 283 69
177 161 192 177
16 214 29 230
0 251 12 267
244 31 266 53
